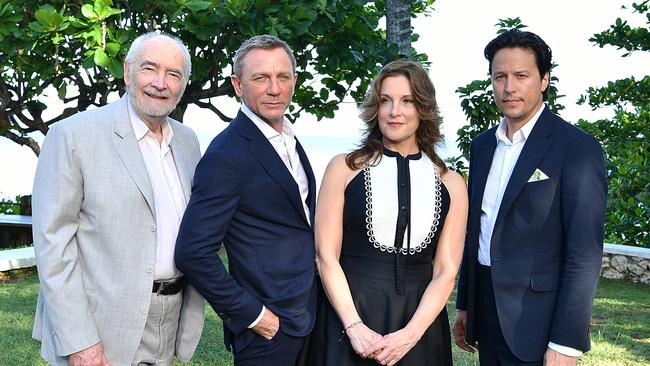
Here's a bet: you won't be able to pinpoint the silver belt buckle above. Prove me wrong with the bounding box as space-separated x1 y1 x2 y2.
156 280 168 295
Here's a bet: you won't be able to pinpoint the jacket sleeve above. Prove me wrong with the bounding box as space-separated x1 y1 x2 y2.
32 124 101 356
455 140 477 310
549 135 607 351
175 147 263 335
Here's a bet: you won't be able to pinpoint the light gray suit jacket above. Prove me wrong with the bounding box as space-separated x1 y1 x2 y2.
32 96 205 365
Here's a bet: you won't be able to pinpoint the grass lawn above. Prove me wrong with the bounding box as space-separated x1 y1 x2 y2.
1 269 648 365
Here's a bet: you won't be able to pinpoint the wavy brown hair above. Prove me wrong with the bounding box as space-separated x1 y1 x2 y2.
346 60 446 173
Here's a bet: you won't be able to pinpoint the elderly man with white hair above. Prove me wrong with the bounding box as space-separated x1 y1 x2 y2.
32 32 204 366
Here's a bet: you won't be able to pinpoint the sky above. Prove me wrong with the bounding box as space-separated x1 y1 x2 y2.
1 0 649 199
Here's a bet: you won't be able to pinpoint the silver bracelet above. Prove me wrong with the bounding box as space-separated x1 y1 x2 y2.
338 320 363 342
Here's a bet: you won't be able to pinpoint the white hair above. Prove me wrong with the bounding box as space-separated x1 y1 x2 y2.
125 31 192 84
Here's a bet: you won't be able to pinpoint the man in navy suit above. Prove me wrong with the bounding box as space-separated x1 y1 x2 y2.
452 29 607 365
175 35 317 365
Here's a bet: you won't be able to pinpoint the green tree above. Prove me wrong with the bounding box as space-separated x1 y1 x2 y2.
0 0 434 156
448 18 564 175
576 1 650 248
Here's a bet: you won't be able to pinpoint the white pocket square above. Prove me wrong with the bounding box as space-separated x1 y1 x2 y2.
528 168 549 182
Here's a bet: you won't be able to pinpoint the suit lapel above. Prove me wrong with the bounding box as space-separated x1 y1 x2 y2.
494 107 556 228
235 112 311 227
295 139 316 226
470 131 498 216
112 96 156 216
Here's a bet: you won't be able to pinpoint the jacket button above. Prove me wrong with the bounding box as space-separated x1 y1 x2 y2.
150 225 156 232
145 265 153 273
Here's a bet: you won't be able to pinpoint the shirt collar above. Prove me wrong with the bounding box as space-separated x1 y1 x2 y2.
495 102 545 144
241 103 295 140
382 146 422 160
127 97 174 146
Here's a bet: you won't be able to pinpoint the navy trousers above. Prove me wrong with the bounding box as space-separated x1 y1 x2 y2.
234 330 305 366
476 264 542 366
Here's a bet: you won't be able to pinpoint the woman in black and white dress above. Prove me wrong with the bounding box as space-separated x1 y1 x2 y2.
303 60 468 366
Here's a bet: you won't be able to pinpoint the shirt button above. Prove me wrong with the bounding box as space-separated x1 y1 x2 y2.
140 306 147 314
145 265 153 273
400 206 406 211
150 225 156 232
400 183 406 187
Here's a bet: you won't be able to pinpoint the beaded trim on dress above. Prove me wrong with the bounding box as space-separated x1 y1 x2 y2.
363 157 443 255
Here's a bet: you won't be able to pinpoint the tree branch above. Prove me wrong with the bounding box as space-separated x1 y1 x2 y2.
0 130 40 156
193 80 233 101
194 100 233 122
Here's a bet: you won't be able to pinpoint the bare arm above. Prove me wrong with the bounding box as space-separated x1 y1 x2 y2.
315 154 382 357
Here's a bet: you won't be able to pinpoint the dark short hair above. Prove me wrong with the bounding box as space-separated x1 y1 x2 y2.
484 29 552 99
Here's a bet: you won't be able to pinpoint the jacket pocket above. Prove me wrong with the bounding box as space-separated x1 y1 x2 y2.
83 288 99 313
530 271 559 292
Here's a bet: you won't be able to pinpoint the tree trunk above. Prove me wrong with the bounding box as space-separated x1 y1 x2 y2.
386 0 412 58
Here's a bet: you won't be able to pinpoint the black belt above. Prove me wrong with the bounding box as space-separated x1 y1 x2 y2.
152 277 185 295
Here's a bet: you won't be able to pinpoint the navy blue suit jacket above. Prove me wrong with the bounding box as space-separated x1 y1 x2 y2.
456 106 607 361
175 110 317 353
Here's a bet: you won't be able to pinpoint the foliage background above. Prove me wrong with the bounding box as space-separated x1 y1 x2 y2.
0 0 433 155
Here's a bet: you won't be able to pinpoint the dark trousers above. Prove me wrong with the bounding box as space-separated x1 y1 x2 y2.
234 330 305 366
476 264 541 366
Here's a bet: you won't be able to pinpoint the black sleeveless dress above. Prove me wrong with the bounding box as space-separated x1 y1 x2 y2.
302 149 452 365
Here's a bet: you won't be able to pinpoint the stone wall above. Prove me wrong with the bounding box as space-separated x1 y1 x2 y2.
601 243 650 284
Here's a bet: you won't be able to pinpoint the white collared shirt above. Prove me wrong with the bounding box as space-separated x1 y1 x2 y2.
241 103 311 225
478 103 544 266
128 101 186 280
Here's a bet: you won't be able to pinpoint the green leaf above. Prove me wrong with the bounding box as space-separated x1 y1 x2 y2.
186 1 212 12
98 7 122 20
57 83 67 100
34 5 56 24
34 5 64 30
107 57 124 78
93 48 110 67
105 42 121 56
28 21 42 32
82 55 95 69
0 3 12 17
52 34 64 45
81 4 98 20
116 29 130 44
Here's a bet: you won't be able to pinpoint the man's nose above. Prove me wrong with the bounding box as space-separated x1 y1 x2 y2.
151 73 166 89
267 78 281 95
503 77 513 93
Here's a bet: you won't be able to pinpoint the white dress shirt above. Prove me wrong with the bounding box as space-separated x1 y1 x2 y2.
477 103 582 357
128 101 186 281
477 103 544 266
240 103 312 328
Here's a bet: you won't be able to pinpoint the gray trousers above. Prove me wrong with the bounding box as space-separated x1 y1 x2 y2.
132 291 183 366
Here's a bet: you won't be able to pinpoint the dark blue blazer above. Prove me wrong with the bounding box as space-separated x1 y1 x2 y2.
456 106 607 361
175 110 317 353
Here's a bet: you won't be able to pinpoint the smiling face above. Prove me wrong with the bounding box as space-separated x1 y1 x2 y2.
491 47 549 128
124 36 187 126
378 75 420 154
230 47 296 130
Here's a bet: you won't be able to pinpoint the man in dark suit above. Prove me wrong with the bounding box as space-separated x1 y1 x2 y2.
175 35 316 366
452 29 607 365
